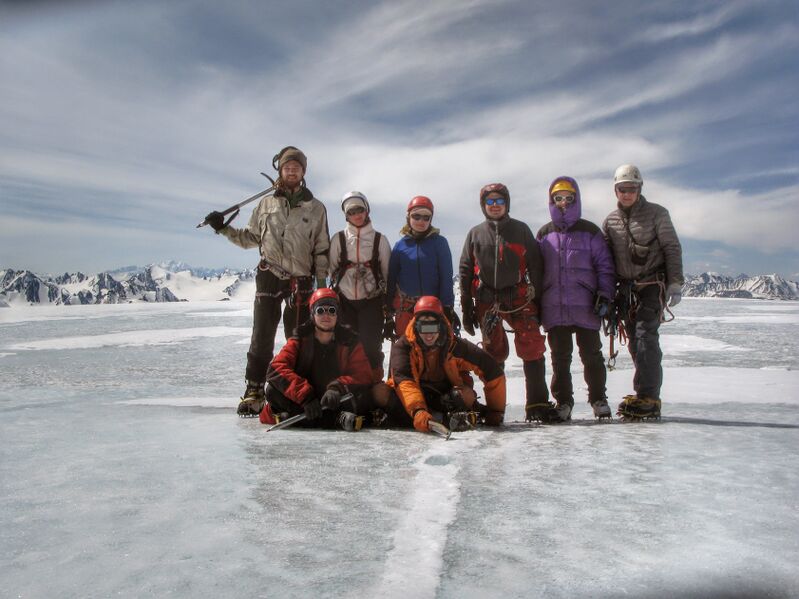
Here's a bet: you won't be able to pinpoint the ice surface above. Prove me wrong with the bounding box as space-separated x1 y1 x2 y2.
1 298 798 598
6 326 251 351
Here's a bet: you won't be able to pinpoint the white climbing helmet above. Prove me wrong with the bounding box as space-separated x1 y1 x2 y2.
614 164 643 187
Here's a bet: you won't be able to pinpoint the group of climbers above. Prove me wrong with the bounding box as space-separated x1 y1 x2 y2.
203 146 683 433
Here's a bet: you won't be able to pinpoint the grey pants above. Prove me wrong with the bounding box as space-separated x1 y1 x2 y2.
622 284 663 400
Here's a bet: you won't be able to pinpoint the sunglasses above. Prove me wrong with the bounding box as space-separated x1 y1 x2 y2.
313 306 337 316
417 322 440 334
485 198 506 206
616 186 640 195
552 194 576 204
410 214 431 222
346 207 366 216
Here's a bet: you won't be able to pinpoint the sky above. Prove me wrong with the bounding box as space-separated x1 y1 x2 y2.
1 0 798 278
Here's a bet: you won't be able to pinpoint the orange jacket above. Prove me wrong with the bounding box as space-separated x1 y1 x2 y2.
387 316 506 422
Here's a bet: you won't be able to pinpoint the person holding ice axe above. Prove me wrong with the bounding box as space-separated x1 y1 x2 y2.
201 146 330 416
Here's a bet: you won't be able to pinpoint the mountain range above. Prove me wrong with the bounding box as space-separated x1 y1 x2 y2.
1 263 797 307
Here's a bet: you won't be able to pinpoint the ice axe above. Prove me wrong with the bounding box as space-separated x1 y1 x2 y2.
428 420 451 440
196 172 276 228
266 393 355 432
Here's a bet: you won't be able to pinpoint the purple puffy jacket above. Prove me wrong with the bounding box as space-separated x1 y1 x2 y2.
536 176 616 332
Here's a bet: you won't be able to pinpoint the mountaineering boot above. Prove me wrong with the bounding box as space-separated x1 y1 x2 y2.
525 402 556 423
617 395 661 420
337 411 364 432
550 403 572 423
591 399 613 420
369 408 389 429
523 359 551 422
238 380 265 417
448 411 479 432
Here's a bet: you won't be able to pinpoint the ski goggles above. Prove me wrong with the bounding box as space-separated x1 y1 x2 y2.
552 193 576 204
410 213 432 222
484 198 506 206
346 206 366 216
313 305 338 316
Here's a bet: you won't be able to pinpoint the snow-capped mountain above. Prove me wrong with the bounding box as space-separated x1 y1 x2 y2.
0 264 255 306
3 266 797 307
682 273 799 300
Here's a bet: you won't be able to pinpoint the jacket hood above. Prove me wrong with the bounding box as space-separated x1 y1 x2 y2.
548 176 581 230
400 224 441 239
404 313 455 351
479 183 511 218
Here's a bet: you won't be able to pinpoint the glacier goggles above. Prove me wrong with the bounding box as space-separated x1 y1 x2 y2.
484 197 506 206
615 186 640 195
313 305 337 316
414 316 442 336
346 206 366 216
410 213 432 222
551 193 576 204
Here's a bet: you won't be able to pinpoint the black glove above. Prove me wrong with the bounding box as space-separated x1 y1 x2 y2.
303 397 323 420
461 300 478 336
593 295 611 318
320 388 342 411
444 307 461 337
205 211 226 232
441 388 464 412
382 311 398 342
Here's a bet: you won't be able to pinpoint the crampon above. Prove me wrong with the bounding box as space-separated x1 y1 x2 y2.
617 395 661 421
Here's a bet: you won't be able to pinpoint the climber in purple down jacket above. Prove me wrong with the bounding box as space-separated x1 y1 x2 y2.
536 176 616 422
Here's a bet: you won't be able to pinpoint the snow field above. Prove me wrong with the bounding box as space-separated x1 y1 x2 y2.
1 298 798 597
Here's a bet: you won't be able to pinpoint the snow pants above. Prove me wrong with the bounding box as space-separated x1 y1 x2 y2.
547 326 606 406
246 269 311 384
391 292 418 340
339 295 385 381
475 299 546 364
621 283 663 400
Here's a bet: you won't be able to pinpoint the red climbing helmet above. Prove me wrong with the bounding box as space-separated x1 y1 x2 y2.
309 288 339 307
413 295 444 317
407 195 434 214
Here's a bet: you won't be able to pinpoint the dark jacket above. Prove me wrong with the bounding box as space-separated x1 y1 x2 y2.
537 177 616 331
387 315 506 421
459 215 543 308
602 195 684 288
265 321 372 405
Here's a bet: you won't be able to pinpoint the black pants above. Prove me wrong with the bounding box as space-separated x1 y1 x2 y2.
246 269 310 383
339 295 385 376
621 284 663 400
265 384 370 428
547 326 606 406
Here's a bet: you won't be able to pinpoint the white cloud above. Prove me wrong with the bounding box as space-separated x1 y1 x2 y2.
638 2 748 43
644 182 799 253
1 0 797 273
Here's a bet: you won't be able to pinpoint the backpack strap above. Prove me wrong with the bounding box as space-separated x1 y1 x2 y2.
331 230 351 291
370 232 383 287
